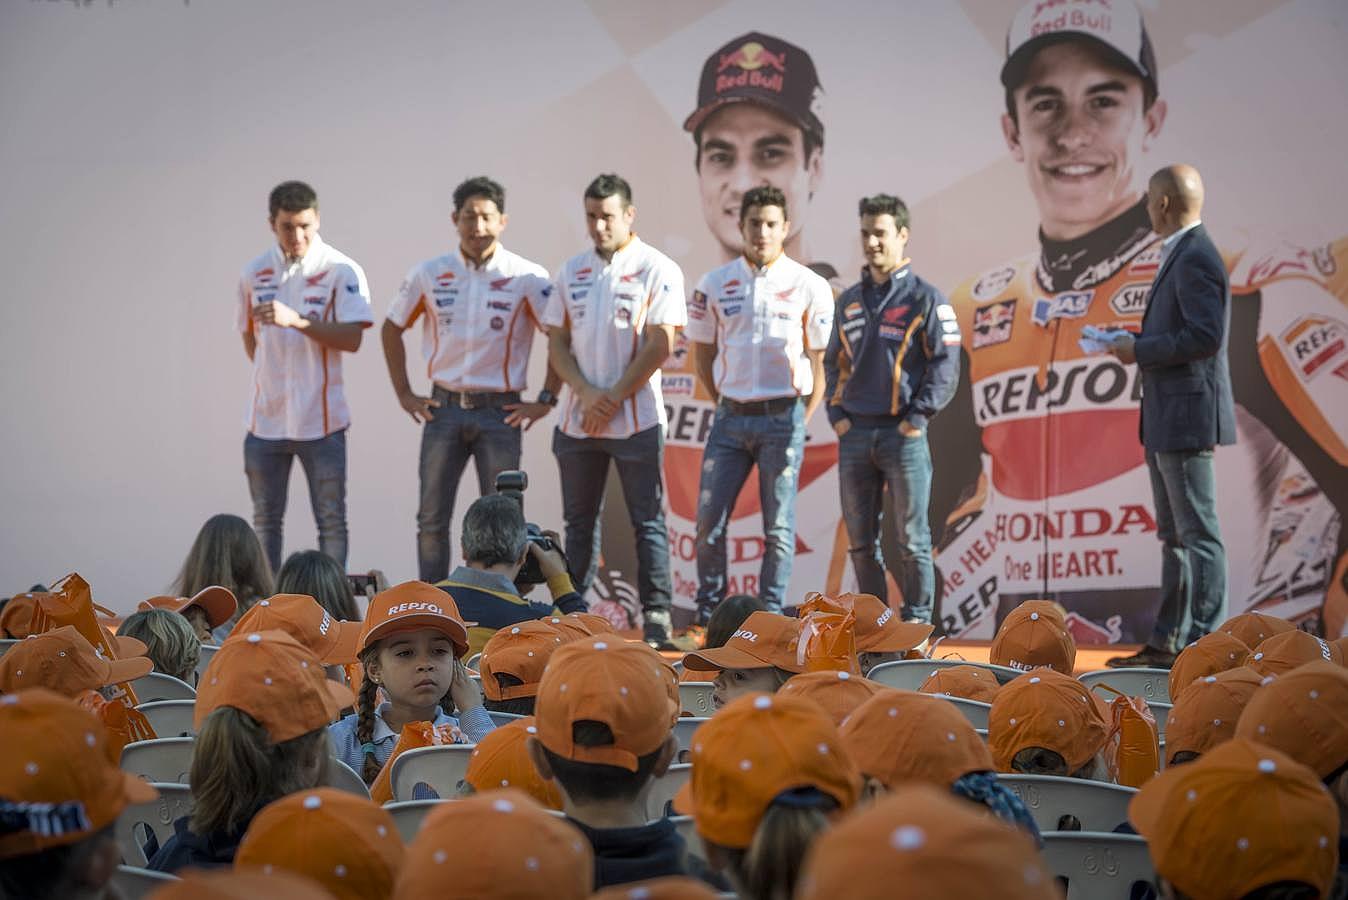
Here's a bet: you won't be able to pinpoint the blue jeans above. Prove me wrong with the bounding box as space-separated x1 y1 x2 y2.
837 422 935 623
1146 449 1227 652
417 388 522 582
552 425 672 614
695 399 805 616
244 429 348 573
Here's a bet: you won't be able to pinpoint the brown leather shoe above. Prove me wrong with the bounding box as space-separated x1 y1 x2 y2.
1105 645 1177 669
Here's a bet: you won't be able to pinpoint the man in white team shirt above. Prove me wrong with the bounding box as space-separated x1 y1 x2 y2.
382 176 559 583
545 174 688 649
238 180 373 573
685 185 834 620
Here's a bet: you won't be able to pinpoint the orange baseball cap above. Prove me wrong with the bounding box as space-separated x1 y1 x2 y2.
464 716 563 809
988 668 1108 773
1130 739 1339 899
1168 631 1251 698
566 611 616 634
777 670 886 726
840 688 994 788
394 790 593 900
0 688 158 859
681 611 804 673
479 620 564 701
1235 660 1348 779
235 787 403 900
845 593 933 653
0 625 152 696
150 868 337 900
1217 610 1296 649
674 692 859 849
1247 629 1344 679
918 664 1002 704
1164 666 1263 762
360 582 470 658
198 630 353 742
234 593 361 666
796 784 1058 900
0 592 39 637
541 615 593 643
590 877 722 900
990 604 1076 675
139 585 238 630
534 637 677 772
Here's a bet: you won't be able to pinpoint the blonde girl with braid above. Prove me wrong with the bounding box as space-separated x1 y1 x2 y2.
328 581 495 783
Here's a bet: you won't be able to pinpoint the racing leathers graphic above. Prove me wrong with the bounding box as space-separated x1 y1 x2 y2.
935 200 1346 642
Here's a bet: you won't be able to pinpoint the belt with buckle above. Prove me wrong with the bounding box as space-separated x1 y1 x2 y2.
720 395 801 416
434 386 520 410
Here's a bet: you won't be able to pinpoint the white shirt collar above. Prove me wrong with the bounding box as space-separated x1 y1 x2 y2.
1162 220 1201 252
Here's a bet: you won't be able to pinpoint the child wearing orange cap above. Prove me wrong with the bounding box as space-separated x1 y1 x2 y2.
116 608 201 685
844 593 932 675
989 602 1077 674
680 611 805 710
0 625 153 697
139 586 238 644
148 630 353 872
478 619 565 716
989 668 1110 782
777 670 886 726
1164 666 1262 766
0 689 159 900
917 664 1002 703
329 582 493 784
675 692 859 900
527 637 702 890
461 716 564 810
234 592 361 682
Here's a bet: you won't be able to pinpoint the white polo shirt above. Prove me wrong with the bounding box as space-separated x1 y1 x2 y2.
387 245 552 393
684 254 834 402
237 235 373 441
544 237 687 439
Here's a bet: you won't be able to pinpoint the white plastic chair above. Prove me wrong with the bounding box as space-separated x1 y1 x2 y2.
487 710 526 728
114 783 194 867
129 672 196 702
997 774 1138 833
868 658 1022 691
194 644 220 680
384 798 447 841
678 682 716 716
672 717 709 753
940 695 992 729
465 652 483 671
1150 701 1172 738
645 763 691 820
135 700 196 738
120 737 195 785
0 638 20 658
327 758 372 798
111 864 179 899
1040 831 1156 900
390 744 477 801
1078 668 1172 704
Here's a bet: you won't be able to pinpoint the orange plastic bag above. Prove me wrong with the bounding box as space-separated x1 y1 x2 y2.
797 593 860 674
75 690 156 753
1094 684 1160 788
32 573 142 709
369 720 467 803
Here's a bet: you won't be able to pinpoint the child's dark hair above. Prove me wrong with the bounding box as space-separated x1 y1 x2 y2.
0 826 115 900
714 789 839 900
355 645 383 784
705 594 767 649
539 721 664 804
453 176 506 214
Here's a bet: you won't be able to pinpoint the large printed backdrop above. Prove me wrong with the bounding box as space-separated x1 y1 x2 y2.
1 0 1345 641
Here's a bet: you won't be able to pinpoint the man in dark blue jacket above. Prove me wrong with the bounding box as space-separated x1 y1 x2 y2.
1107 164 1236 668
824 195 961 624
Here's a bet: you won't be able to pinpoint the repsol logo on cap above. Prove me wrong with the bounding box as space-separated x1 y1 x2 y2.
389 602 444 615
875 608 894 628
318 611 332 636
732 629 759 643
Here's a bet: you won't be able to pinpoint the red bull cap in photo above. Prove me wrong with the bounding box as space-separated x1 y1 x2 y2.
1002 0 1157 97
684 31 824 144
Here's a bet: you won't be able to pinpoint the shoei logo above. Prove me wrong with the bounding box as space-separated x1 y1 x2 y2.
875 608 894 628
389 602 443 615
318 611 332 636
731 629 759 643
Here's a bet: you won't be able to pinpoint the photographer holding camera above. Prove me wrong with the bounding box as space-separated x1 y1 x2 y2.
436 482 586 657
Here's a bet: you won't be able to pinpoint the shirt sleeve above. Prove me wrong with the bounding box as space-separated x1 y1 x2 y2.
646 259 687 328
236 272 253 334
906 286 963 430
803 274 835 350
540 265 567 329
823 291 851 426
387 264 425 329
335 262 375 325
454 705 496 743
523 266 554 327
683 272 716 343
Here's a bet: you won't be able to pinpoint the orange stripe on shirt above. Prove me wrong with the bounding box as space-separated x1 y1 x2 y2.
502 300 527 390
831 324 854 409
628 287 655 429
890 315 924 416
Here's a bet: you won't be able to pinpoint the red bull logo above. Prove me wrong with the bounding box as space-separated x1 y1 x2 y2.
1030 0 1113 38
715 41 786 94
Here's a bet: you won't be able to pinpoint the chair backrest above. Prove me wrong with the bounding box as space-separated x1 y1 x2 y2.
327 757 372 798
487 710 526 728
939 695 992 729
678 682 716 717
672 717 709 753
390 744 477 802
1078 668 1172 704
129 672 197 703
1150 701 1171 738
670 814 705 865
645 763 692 820
385 798 447 842
868 658 1023 691
465 652 483 671
997 774 1138 833
111 865 179 899
194 644 220 680
1039 831 1156 900
136 700 197 738
113 783 195 867
120 737 195 785
0 638 19 658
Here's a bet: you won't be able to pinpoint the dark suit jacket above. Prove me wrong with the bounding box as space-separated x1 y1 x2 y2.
1135 224 1237 452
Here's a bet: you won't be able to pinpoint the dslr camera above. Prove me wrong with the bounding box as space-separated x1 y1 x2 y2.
494 470 567 590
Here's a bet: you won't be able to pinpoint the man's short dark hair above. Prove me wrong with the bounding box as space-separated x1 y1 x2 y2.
453 176 506 214
858 194 910 231
269 181 318 219
540 721 663 804
740 185 788 224
461 495 528 567
584 174 632 207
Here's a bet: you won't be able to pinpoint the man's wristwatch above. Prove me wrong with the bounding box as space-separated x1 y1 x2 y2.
536 389 559 408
